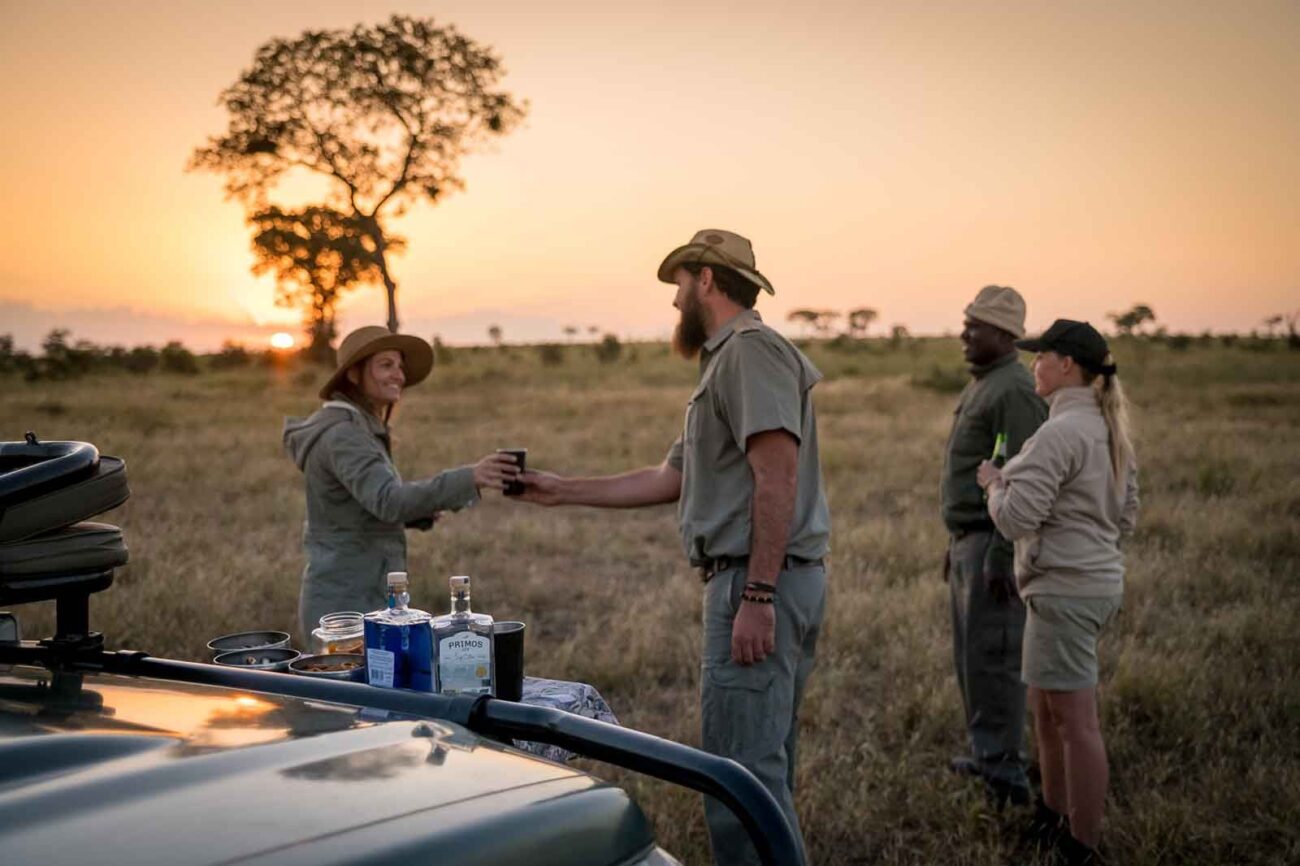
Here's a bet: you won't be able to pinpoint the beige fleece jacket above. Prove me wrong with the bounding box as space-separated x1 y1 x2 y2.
988 386 1138 598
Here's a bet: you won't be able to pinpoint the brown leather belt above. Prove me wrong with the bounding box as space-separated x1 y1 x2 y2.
696 554 825 583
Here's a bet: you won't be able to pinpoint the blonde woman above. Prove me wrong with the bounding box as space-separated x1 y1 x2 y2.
976 319 1138 866
283 327 519 639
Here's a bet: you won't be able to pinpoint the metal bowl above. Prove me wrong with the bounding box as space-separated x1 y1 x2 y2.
212 647 301 672
206 630 291 659
289 653 366 681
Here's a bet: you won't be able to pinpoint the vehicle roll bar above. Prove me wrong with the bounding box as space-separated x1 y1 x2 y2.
0 645 805 866
0 435 98 505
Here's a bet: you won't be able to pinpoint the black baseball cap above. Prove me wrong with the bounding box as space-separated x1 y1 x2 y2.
1016 319 1116 374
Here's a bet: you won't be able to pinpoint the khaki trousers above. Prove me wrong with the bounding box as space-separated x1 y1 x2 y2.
701 562 827 866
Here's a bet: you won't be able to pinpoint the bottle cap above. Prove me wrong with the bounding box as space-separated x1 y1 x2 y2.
386 571 409 587
449 575 470 590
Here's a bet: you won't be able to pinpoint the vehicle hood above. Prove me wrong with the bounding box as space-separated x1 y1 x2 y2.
0 666 655 866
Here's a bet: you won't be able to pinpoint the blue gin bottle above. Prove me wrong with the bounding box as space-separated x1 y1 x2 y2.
363 571 433 691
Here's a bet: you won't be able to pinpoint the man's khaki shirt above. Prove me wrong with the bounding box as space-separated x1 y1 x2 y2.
666 309 831 564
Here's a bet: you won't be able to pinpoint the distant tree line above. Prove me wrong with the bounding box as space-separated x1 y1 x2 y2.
1105 304 1300 350
0 330 275 381
3 308 1295 383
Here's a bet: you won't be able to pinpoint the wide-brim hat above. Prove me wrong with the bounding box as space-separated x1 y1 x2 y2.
318 326 434 400
656 229 775 295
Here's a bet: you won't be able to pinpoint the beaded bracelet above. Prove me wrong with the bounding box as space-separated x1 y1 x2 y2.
741 591 775 605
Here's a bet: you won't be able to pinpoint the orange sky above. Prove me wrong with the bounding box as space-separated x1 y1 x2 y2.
1 0 1296 349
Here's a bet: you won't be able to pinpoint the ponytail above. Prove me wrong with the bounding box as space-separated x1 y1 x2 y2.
1087 355 1133 484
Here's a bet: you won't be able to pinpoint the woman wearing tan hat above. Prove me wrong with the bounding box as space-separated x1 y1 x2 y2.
283 326 519 638
976 319 1139 865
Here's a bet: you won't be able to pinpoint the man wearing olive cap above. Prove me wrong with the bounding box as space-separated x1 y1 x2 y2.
941 285 1048 807
520 229 830 865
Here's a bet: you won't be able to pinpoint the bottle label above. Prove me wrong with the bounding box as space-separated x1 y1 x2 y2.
437 632 492 694
367 647 396 688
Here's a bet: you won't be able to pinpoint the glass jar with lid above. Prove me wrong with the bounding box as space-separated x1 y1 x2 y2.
312 611 364 655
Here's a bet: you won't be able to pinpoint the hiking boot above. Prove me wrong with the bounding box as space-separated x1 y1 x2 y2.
1023 796 1068 852
1055 832 1104 866
984 776 1032 809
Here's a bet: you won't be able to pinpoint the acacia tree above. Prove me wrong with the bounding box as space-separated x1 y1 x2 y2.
190 15 527 333
249 206 400 361
812 310 841 337
1108 303 1157 337
786 309 819 338
846 307 878 338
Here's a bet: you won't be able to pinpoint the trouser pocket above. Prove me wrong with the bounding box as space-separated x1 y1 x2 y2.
701 662 779 763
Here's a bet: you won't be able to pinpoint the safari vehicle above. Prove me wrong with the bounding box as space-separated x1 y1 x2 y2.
0 436 803 866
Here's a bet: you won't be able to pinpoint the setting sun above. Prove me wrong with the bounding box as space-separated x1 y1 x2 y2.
269 332 295 350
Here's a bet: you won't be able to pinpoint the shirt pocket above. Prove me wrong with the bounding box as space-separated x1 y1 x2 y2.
684 381 710 448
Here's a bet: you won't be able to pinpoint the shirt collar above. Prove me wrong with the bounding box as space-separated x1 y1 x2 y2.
970 350 1019 379
1047 385 1097 416
702 308 762 359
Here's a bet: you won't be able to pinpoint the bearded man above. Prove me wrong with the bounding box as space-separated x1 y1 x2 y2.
519 229 830 866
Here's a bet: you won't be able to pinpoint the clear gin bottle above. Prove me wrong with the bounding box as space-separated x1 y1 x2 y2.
431 575 495 696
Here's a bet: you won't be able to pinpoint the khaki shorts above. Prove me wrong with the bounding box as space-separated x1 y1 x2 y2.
1022 593 1122 691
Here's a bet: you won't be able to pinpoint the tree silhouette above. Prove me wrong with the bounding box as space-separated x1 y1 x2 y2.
1108 304 1156 337
812 310 841 337
487 324 503 346
249 206 396 361
889 324 911 348
190 15 527 333
786 309 820 338
846 307 878 338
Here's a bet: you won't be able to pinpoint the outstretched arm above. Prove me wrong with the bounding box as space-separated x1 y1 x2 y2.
516 461 682 508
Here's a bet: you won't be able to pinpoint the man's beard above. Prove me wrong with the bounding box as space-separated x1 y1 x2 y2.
672 289 709 359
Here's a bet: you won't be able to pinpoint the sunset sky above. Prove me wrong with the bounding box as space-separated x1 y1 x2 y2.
2 0 1296 349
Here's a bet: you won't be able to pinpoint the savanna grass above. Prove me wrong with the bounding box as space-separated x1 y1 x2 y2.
3 338 1297 865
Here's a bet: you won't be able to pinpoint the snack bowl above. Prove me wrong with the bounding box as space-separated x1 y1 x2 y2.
206 630 292 659
289 653 367 681
212 647 301 672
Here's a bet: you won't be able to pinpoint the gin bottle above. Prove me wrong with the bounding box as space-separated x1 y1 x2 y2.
431 575 495 696
363 571 433 691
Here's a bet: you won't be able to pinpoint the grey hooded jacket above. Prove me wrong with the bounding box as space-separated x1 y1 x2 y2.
283 397 479 638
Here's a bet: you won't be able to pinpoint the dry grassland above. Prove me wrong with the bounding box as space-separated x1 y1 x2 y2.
4 339 1298 865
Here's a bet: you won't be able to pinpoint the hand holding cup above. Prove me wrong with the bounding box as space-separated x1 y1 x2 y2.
473 451 523 492
497 448 527 496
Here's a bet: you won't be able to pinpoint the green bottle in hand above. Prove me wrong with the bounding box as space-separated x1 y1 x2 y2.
983 433 1008 503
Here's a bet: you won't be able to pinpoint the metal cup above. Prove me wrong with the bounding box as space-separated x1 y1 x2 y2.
497 448 527 496
492 621 526 701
